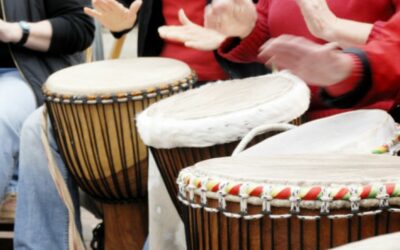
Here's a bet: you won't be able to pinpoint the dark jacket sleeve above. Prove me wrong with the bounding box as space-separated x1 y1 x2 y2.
45 0 95 54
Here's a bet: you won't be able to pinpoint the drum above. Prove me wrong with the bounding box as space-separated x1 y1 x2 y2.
333 232 400 250
43 58 196 249
137 71 310 213
178 154 400 250
240 109 400 156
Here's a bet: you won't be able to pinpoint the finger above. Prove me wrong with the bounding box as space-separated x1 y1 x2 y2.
178 9 194 26
266 55 300 73
204 5 212 27
205 10 222 31
129 0 143 15
258 41 304 63
211 0 230 14
103 0 126 12
158 26 192 42
92 0 110 13
322 42 340 51
233 0 252 7
84 7 103 19
185 41 216 51
97 0 113 12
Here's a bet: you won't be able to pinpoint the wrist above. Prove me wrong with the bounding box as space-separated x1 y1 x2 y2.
331 52 354 83
325 54 361 96
239 18 256 39
4 22 22 43
321 17 341 43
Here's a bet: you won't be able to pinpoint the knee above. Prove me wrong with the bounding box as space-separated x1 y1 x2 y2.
20 106 45 143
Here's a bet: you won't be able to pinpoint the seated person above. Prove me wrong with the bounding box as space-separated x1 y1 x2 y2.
0 0 94 222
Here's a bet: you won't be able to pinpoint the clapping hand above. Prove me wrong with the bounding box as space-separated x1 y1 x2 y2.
158 9 226 51
205 0 257 39
258 35 352 86
84 0 142 32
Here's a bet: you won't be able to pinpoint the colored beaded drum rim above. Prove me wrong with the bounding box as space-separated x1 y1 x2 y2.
178 155 400 220
372 127 400 155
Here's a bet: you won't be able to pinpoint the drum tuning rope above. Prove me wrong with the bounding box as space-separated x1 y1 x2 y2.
40 107 85 250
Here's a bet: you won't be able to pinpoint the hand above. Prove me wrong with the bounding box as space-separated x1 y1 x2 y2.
0 20 22 43
258 35 353 86
158 9 226 51
205 0 257 39
295 0 338 41
84 0 142 32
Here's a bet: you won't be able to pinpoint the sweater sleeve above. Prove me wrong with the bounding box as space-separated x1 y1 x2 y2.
358 12 400 106
46 0 95 54
217 0 270 63
321 11 400 108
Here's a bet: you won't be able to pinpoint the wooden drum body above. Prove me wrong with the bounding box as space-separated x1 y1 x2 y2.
43 58 196 249
178 155 400 250
138 72 309 214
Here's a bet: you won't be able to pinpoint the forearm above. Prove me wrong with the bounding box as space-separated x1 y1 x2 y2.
23 21 52 51
329 19 373 48
1 20 51 52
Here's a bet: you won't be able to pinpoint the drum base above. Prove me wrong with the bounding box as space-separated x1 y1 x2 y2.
103 199 148 250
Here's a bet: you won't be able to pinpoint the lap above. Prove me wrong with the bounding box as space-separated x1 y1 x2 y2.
0 69 36 127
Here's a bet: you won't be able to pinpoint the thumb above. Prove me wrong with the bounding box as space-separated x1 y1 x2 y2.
178 9 193 26
322 42 340 51
129 0 142 15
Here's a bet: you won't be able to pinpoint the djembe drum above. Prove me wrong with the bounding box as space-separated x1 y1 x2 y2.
137 72 309 213
43 58 196 249
333 232 400 250
178 154 400 250
240 109 400 156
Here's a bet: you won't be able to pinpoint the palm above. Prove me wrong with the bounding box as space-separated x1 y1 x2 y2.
296 0 337 41
158 9 226 51
84 0 142 32
205 0 257 39
258 35 351 86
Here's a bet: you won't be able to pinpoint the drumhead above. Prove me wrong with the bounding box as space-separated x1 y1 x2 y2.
178 154 400 208
44 58 193 95
242 110 399 156
333 232 400 250
138 71 309 148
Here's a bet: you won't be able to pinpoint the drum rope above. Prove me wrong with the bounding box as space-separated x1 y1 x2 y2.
231 123 297 156
40 107 85 250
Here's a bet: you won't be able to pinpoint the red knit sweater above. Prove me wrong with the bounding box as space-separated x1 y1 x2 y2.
219 0 400 120
160 0 228 81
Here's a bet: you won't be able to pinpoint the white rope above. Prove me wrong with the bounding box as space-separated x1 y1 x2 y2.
40 107 85 250
231 123 297 156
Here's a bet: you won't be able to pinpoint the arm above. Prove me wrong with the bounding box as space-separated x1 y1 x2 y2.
214 0 271 63
295 0 373 48
321 11 400 108
0 0 94 53
0 20 52 52
257 12 400 109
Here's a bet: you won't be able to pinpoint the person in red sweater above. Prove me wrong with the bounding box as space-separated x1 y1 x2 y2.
159 0 400 120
